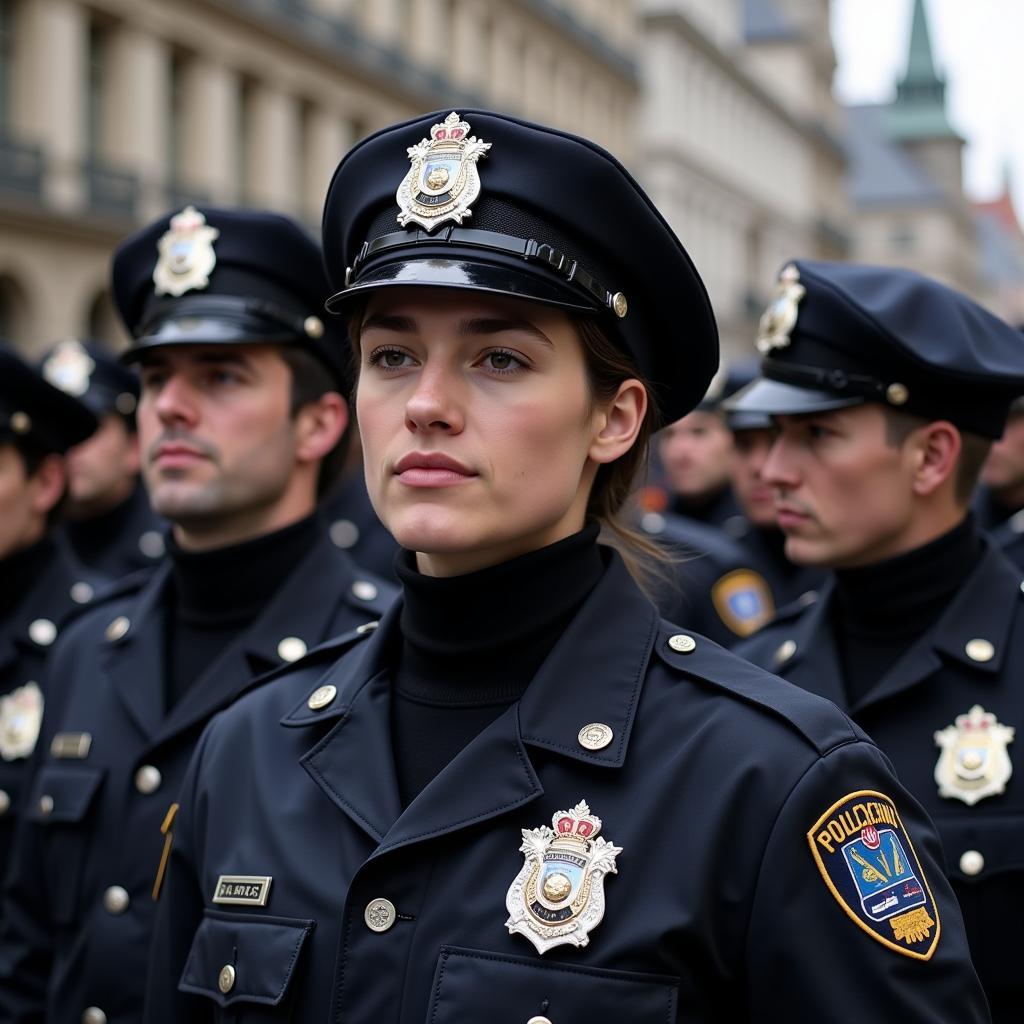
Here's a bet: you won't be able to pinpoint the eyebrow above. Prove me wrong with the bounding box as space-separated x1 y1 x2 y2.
360 314 554 348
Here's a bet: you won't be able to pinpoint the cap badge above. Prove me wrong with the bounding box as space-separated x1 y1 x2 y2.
756 263 805 354
42 339 95 397
396 112 491 233
153 206 220 297
505 800 621 954
0 680 44 761
934 704 1014 806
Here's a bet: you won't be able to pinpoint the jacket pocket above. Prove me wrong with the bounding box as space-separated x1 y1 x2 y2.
427 946 679 1024
179 909 314 1018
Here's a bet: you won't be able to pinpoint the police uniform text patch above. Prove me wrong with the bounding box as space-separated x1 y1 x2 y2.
212 875 272 907
807 791 940 961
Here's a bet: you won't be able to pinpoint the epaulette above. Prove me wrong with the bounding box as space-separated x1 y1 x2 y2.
655 624 858 757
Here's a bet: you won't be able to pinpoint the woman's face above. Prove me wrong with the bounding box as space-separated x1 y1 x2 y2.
356 288 612 576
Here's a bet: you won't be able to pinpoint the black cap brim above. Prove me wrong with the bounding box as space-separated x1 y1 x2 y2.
726 377 864 416
120 317 301 362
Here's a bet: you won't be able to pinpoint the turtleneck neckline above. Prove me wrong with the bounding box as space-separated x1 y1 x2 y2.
167 512 321 624
0 536 55 621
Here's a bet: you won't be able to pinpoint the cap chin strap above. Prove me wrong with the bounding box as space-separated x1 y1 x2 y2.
764 358 891 403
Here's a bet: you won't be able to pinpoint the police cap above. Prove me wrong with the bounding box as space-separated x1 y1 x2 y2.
0 346 97 453
111 206 348 388
39 338 140 422
321 109 718 425
726 259 1024 439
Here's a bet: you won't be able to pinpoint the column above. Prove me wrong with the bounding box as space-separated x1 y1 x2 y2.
303 107 354 222
180 58 238 204
247 84 300 215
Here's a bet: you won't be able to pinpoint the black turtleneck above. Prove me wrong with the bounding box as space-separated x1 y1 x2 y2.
832 515 982 708
0 537 56 621
391 522 605 806
163 513 321 709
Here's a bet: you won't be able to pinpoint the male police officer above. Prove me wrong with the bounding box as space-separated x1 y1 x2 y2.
0 207 395 1024
975 397 1024 569
0 348 100 880
40 338 166 578
729 259 1024 1022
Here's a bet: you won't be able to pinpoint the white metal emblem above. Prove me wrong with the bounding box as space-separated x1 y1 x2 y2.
934 704 1014 805
396 112 491 233
756 263 805 354
153 206 220 297
41 339 95 397
505 800 621 954
0 681 44 761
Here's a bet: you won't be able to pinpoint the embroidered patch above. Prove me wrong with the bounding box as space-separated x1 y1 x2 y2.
711 569 774 637
807 790 940 960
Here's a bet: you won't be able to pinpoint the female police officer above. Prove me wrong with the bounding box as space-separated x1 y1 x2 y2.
144 111 988 1023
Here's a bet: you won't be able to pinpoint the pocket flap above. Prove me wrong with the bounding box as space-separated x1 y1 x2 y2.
180 909 314 1008
27 764 104 824
429 946 678 1024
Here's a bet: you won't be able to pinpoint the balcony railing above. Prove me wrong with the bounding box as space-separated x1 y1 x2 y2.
0 133 44 198
85 159 139 219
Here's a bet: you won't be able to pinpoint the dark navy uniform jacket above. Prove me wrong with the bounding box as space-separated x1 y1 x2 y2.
0 548 102 881
145 552 986 1023
0 533 395 1024
737 539 1024 1012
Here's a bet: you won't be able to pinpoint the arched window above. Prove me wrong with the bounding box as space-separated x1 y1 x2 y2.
86 288 128 352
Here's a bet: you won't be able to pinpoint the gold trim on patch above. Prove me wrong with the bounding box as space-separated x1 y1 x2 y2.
212 875 273 907
711 569 775 637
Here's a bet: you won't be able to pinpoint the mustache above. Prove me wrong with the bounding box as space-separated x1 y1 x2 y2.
146 429 219 465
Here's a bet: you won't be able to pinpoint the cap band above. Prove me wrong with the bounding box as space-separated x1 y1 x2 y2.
136 294 309 341
764 359 890 403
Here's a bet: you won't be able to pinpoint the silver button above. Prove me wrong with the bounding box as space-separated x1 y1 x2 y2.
965 638 995 663
82 1008 107 1024
329 519 360 549
356 621 379 634
28 618 57 646
218 963 236 993
959 849 985 876
0 789 9 815
277 636 307 662
774 639 797 665
307 685 337 711
351 580 379 602
667 634 696 653
39 794 54 816
364 897 396 932
138 531 165 559
134 765 162 795
105 616 130 642
70 581 94 604
577 723 613 751
102 885 130 915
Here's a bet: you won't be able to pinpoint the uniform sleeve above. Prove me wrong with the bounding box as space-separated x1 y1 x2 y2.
745 738 990 1023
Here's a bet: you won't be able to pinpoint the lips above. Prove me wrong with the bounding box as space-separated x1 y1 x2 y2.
393 451 477 487
152 443 209 467
775 505 811 529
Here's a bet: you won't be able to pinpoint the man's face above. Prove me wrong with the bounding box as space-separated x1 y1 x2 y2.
657 410 735 500
136 345 304 537
762 404 919 568
731 427 778 528
65 414 140 517
0 444 55 559
980 412 1024 499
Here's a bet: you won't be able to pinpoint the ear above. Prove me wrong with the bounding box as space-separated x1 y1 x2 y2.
28 454 68 517
589 379 648 465
294 392 349 465
911 421 961 497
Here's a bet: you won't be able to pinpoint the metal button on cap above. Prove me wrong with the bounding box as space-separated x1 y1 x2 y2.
330 518 360 549
82 1008 107 1024
103 885 130 915
218 964 236 994
307 684 337 711
70 581 94 604
135 765 162 795
138 531 165 559
965 639 995 663
351 580 379 602
277 636 307 662
774 639 797 665
578 723 613 751
105 616 130 642
364 897 396 932
667 634 696 653
29 618 57 646
39 794 54 816
0 789 9 815
959 850 985 876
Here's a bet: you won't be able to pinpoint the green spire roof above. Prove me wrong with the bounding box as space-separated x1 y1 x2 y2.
886 0 959 141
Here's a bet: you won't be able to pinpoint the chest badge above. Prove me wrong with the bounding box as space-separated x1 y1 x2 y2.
396 111 491 233
0 680 44 761
505 800 621 955
153 205 220 297
934 704 1014 805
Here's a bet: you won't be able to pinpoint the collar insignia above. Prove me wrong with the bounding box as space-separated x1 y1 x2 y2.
0 680 43 761
505 800 621 954
396 112 491 233
756 263 805 354
934 704 1014 805
153 206 220 297
42 339 95 397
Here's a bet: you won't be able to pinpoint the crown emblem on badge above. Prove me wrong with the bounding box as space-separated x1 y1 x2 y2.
42 339 95 397
934 704 1015 806
153 206 220 297
395 112 491 233
756 263 805 354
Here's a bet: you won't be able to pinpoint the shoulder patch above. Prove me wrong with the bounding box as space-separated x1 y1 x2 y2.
711 569 774 636
807 790 940 961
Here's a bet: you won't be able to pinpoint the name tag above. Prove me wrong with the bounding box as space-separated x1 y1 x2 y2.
50 733 92 759
212 875 272 906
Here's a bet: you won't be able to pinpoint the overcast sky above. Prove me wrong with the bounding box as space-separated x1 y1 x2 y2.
830 0 1024 209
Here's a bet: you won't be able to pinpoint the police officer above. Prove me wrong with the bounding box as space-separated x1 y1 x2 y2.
974 396 1024 570
0 347 101 880
0 207 395 1024
729 259 1024 1021
40 338 167 578
144 111 986 1023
